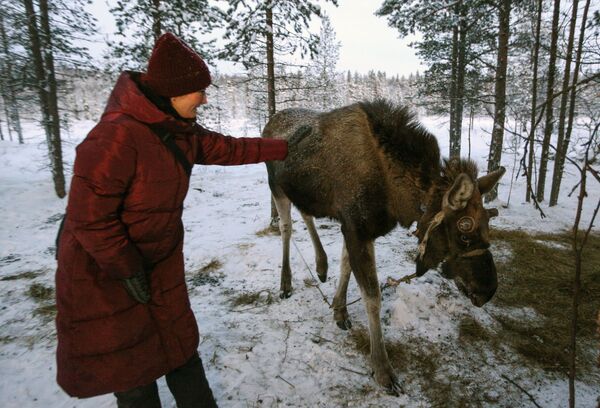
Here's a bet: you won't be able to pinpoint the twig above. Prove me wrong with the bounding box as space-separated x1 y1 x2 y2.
567 180 582 198
518 139 547 218
383 273 418 289
292 238 331 307
500 374 543 408
339 366 370 376
587 163 600 183
344 297 362 307
230 304 270 313
275 375 295 389
310 334 336 344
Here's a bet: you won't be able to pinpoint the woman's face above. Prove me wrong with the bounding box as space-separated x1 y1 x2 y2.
170 90 207 119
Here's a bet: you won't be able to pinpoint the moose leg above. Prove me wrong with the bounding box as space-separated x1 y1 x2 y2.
300 212 328 282
343 232 401 395
332 241 352 330
273 194 293 298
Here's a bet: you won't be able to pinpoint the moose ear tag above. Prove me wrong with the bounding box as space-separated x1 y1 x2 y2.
457 216 475 233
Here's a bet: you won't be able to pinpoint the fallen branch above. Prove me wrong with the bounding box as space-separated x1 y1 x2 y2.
310 334 336 344
384 273 419 288
500 374 543 408
276 375 295 389
292 238 331 307
339 366 370 376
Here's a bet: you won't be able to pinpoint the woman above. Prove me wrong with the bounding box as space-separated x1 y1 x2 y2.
55 32 288 407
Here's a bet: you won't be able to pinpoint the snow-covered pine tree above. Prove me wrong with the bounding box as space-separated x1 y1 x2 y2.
220 0 338 119
377 0 497 159
307 15 341 110
0 2 23 144
220 0 337 224
107 0 224 71
21 0 97 198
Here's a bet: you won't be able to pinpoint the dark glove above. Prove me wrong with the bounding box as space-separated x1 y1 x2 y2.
122 269 150 304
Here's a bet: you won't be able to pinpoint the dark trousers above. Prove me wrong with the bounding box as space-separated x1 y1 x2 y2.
114 353 217 408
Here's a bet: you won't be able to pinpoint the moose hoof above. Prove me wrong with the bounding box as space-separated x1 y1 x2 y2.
279 290 292 299
317 271 327 283
374 370 403 397
316 261 328 283
336 319 352 330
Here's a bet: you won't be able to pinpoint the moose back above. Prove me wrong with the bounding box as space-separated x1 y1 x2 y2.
263 100 505 394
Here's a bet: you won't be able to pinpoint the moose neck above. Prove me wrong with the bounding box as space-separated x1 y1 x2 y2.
358 100 443 228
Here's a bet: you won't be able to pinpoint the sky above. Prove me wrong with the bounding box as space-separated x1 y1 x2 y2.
86 0 425 78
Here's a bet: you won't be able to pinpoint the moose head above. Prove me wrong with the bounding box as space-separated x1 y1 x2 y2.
415 160 506 307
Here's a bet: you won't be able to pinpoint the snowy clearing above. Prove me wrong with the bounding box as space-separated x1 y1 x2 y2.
0 116 598 407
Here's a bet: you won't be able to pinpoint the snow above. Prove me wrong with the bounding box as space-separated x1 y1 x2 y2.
0 115 598 407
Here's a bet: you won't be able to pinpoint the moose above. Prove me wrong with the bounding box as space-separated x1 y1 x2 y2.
262 99 505 395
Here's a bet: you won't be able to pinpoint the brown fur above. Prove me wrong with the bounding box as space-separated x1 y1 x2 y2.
263 100 505 393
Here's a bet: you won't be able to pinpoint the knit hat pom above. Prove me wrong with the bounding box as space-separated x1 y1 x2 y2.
141 32 211 97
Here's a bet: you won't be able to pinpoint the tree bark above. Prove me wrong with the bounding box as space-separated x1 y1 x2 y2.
152 0 162 40
40 0 65 197
453 7 467 159
536 0 561 202
265 2 276 118
24 0 66 198
265 1 278 223
486 0 511 202
448 4 459 158
0 10 23 144
549 0 579 206
550 0 590 206
526 0 543 203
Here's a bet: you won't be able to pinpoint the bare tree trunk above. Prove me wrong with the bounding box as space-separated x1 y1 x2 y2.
152 0 162 40
0 83 12 141
549 0 580 206
537 0 561 202
265 1 278 225
453 6 467 159
568 125 599 408
486 0 511 202
0 10 23 144
550 0 591 207
40 0 65 196
0 114 4 140
526 0 542 203
468 104 474 160
448 5 459 158
265 3 276 118
24 0 65 198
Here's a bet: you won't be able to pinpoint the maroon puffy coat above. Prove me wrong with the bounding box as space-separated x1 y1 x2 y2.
55 72 287 398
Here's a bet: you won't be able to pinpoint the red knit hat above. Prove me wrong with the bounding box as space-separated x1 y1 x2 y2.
140 32 211 97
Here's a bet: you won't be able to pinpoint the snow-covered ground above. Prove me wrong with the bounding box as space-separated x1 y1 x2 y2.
0 115 598 407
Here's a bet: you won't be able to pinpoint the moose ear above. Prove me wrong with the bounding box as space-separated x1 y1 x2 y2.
478 167 506 194
443 173 475 211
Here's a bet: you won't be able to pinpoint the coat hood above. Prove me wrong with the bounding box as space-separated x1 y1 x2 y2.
102 71 195 134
